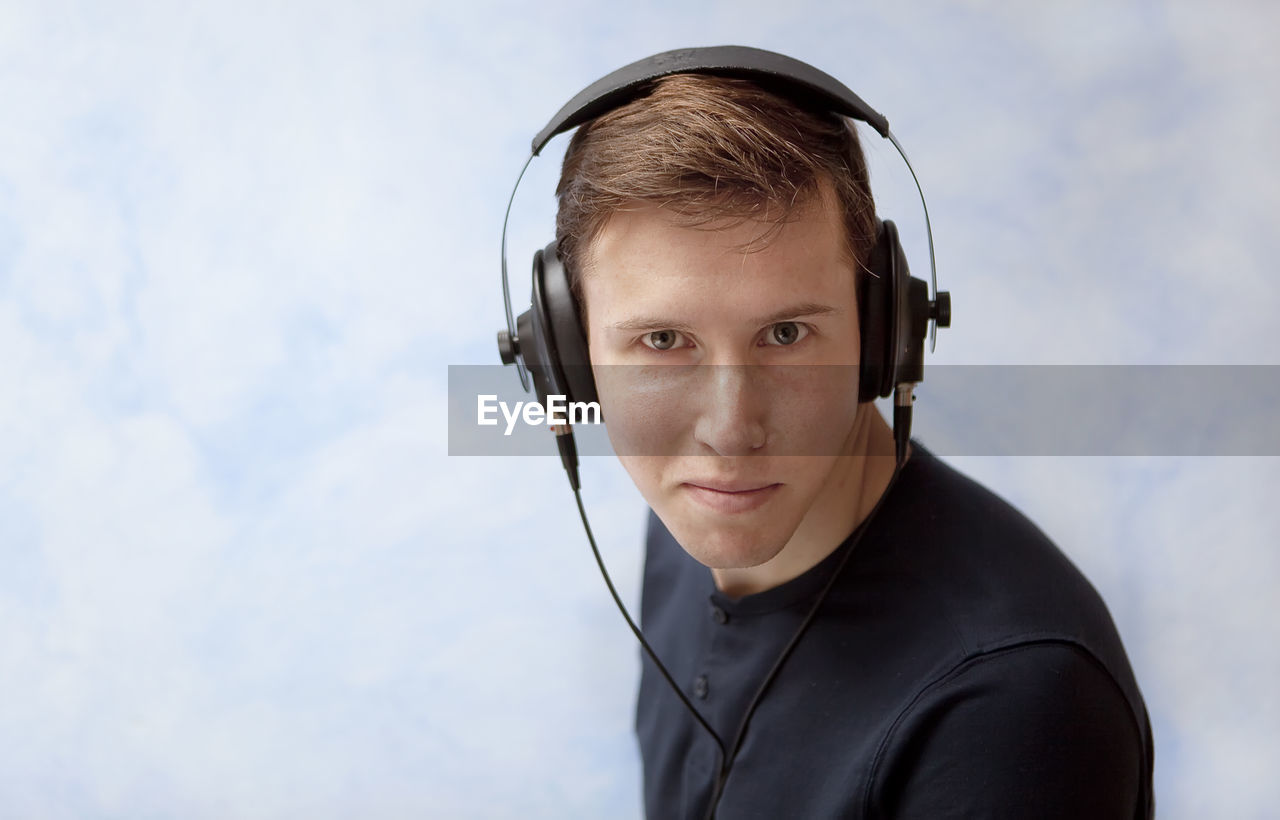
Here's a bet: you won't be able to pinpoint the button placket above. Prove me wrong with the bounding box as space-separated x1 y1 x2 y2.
697 598 733 707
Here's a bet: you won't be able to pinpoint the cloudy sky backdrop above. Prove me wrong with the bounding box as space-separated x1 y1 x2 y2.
2 0 1277 817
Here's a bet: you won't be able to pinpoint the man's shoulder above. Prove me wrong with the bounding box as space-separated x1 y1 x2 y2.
863 448 1119 652
845 448 1152 817
846 446 1147 724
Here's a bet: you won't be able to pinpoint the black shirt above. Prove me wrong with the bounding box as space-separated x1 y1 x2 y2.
635 445 1154 818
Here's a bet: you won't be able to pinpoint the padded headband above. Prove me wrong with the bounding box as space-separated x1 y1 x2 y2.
531 45 890 155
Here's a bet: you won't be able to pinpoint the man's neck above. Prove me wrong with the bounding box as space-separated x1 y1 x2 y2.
711 407 900 598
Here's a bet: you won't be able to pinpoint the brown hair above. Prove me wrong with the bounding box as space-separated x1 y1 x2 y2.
554 73 878 314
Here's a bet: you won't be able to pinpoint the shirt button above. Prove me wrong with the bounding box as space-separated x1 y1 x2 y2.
694 675 709 700
711 606 729 625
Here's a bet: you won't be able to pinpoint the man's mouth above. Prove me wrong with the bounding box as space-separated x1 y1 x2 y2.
681 481 781 514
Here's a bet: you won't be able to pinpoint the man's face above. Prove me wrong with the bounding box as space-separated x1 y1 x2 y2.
582 191 868 573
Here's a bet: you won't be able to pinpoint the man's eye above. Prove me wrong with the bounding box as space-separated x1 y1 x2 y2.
643 329 684 351
764 321 808 346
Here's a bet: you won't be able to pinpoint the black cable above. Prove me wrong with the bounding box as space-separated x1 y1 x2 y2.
700 456 906 820
571 487 727 758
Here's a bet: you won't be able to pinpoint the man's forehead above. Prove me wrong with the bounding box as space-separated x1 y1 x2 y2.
584 185 844 267
606 303 842 333
582 197 854 310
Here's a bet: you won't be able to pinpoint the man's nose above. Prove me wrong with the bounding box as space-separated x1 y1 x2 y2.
691 365 768 456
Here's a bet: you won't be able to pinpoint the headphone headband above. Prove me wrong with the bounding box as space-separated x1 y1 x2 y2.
531 45 890 155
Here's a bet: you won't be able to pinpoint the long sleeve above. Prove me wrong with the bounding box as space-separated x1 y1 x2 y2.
868 641 1150 819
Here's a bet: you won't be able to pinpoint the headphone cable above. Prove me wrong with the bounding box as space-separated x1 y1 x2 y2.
571 486 727 759
700 455 905 819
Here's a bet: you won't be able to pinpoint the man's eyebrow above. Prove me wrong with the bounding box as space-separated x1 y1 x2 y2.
608 317 697 332
607 303 841 332
751 302 841 325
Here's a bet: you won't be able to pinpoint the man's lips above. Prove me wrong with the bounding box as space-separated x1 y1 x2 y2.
681 481 781 514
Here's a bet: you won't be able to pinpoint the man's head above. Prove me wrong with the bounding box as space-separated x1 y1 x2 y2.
554 73 891 588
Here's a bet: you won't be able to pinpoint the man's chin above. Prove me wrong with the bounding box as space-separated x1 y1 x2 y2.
666 519 792 571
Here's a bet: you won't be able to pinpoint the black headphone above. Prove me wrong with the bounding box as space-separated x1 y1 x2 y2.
496 46 951 484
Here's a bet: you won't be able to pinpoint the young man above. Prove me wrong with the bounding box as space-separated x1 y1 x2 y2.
545 59 1153 818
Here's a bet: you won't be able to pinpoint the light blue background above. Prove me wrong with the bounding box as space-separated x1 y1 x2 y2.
1 1 1277 817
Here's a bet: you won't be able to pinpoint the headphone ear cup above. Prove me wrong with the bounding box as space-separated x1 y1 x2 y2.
534 241 598 406
859 219 930 403
518 254 557 411
858 220 895 402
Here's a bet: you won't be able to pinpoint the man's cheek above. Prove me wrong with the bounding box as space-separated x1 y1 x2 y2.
595 364 702 457
757 365 860 455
